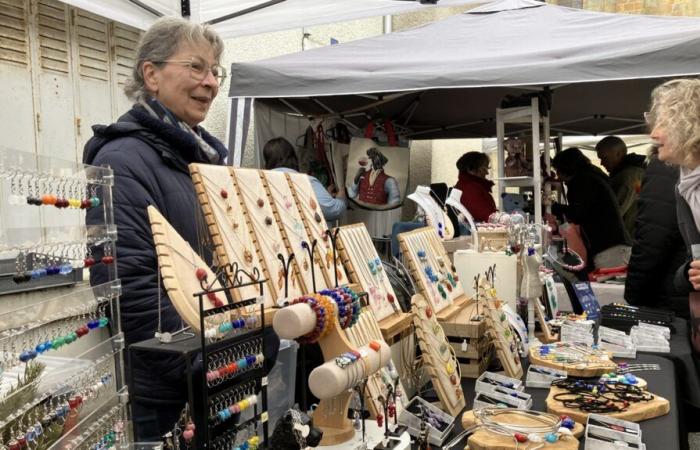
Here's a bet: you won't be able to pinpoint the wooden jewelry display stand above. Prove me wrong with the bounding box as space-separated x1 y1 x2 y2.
399 227 489 378
535 298 558 343
412 294 466 417
273 301 391 446
528 346 617 378
337 223 412 341
230 168 305 299
260 170 329 292
189 163 271 305
461 410 584 450
545 386 670 424
284 171 348 287
477 277 524 379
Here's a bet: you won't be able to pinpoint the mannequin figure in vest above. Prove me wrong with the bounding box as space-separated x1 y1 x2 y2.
349 147 401 209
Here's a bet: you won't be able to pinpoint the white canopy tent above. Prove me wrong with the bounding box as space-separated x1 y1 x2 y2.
228 0 700 142
57 0 486 38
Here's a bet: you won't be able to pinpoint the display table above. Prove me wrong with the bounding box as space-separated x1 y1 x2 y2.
437 353 681 450
554 281 625 311
316 420 410 450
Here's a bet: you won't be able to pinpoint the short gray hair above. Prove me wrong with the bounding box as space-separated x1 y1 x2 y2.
125 17 224 102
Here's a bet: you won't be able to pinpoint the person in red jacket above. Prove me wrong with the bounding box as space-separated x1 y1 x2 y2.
454 151 497 222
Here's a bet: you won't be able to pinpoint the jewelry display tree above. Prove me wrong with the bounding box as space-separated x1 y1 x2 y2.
260 170 329 292
190 163 273 306
398 227 489 378
337 223 411 337
272 289 394 446
284 171 347 288
411 294 465 417
0 149 129 449
137 207 270 449
231 168 304 300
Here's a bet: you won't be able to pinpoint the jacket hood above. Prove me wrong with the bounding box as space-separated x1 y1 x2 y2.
611 153 647 176
83 106 228 170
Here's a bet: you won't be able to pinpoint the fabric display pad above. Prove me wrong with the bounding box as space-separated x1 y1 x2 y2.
284 171 347 287
476 280 523 379
601 303 675 334
529 343 618 378
337 223 411 335
398 227 467 317
411 293 466 416
189 163 270 305
257 169 328 292
343 307 407 420
230 168 304 300
461 409 584 450
545 378 671 424
148 206 226 333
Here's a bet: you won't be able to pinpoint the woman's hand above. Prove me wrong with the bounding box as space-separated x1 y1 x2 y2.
689 260 700 290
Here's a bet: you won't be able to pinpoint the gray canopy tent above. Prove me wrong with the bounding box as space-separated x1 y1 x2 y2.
228 0 700 142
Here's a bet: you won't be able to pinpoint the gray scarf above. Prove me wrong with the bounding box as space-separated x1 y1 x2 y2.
678 165 700 233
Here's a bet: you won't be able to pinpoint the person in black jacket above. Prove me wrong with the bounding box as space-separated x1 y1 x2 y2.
551 147 631 271
624 148 688 318
83 17 277 440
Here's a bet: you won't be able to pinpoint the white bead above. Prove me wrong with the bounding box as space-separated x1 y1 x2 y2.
528 434 543 443
249 395 258 405
558 427 573 436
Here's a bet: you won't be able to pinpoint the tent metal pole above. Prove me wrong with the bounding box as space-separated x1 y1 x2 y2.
404 119 487 137
599 122 647 135
550 127 589 136
279 98 304 116
549 116 594 127
602 115 646 124
128 0 163 16
312 99 336 114
206 0 286 25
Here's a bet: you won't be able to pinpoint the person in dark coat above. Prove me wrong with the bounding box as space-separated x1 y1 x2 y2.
454 151 497 222
83 17 277 440
624 148 688 318
551 147 631 271
596 136 647 238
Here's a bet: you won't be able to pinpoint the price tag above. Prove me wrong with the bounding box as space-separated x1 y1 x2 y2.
262 376 268 387
260 411 269 423
573 281 601 320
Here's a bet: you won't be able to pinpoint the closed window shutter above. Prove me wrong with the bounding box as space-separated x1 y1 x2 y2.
76 9 108 81
0 0 28 66
113 23 140 87
37 0 69 73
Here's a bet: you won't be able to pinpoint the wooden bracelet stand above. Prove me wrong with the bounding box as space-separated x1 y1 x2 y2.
461 410 584 450
189 163 271 305
545 385 670 424
337 223 412 341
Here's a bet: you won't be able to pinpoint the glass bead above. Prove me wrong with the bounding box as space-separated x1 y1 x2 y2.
87 320 99 329
90 196 101 207
98 317 109 327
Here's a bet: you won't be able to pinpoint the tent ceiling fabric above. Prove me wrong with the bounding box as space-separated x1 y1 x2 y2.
55 0 486 38
230 0 700 138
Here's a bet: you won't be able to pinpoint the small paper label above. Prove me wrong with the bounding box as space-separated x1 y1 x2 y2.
261 411 268 423
262 376 268 386
276 297 289 307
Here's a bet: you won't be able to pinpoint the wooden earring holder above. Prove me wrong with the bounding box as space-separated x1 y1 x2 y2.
230 168 304 300
273 300 391 446
478 282 524 379
534 297 558 343
189 163 271 305
337 223 412 341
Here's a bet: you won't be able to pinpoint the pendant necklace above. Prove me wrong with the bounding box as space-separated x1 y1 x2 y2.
351 227 401 314
345 228 390 312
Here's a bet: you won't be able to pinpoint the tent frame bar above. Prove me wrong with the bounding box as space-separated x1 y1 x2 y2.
128 0 163 17
206 0 287 25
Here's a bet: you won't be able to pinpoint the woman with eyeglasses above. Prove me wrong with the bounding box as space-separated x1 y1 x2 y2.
454 151 497 222
82 17 278 440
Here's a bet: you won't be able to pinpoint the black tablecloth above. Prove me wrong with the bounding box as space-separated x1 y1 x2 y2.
435 353 681 450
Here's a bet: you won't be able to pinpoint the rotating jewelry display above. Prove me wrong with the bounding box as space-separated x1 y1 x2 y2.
190 163 274 306
133 207 270 449
284 171 346 288
260 170 328 292
337 223 412 339
0 148 129 449
230 168 304 300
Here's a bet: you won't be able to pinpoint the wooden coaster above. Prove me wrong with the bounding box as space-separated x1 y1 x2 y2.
529 347 617 378
545 385 670 424
461 410 583 450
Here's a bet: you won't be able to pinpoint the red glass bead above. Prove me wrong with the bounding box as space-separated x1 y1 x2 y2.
426 307 433 318
101 255 114 265
183 429 194 441
207 291 218 301
81 199 91 209
559 415 569 421
195 268 208 281
76 325 89 337
514 433 528 443
376 413 383 427
220 189 228 199
213 298 224 308
257 198 264 208
17 437 27 447
84 257 96 267
387 293 395 303
69 397 80 409
450 374 458 385
310 199 317 210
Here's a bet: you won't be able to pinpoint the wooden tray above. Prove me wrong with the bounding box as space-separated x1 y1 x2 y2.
546 385 670 424
529 347 617 378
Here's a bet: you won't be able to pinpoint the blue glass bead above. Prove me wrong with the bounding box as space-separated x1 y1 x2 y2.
87 320 99 329
56 407 65 418
238 358 248 369
241 442 249 450
35 424 43 436
218 410 227 421
59 264 73 275
562 418 575 429
417 250 425 258
246 354 256 365
37 268 47 277
36 343 45 353
31 270 41 280
19 351 34 362
26 430 36 441
546 433 558 443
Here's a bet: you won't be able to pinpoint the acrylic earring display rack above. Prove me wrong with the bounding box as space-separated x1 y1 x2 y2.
0 148 130 449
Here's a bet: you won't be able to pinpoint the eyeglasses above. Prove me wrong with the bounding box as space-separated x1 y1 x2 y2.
153 56 227 84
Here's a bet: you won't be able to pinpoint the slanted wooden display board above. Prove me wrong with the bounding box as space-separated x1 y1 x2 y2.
545 385 670 424
147 206 227 333
260 170 329 292
411 294 465 416
398 227 469 320
461 410 583 450
478 279 524 379
535 298 558 343
344 307 407 421
284 171 348 288
231 168 304 300
189 164 271 305
337 223 412 339
529 347 617 378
